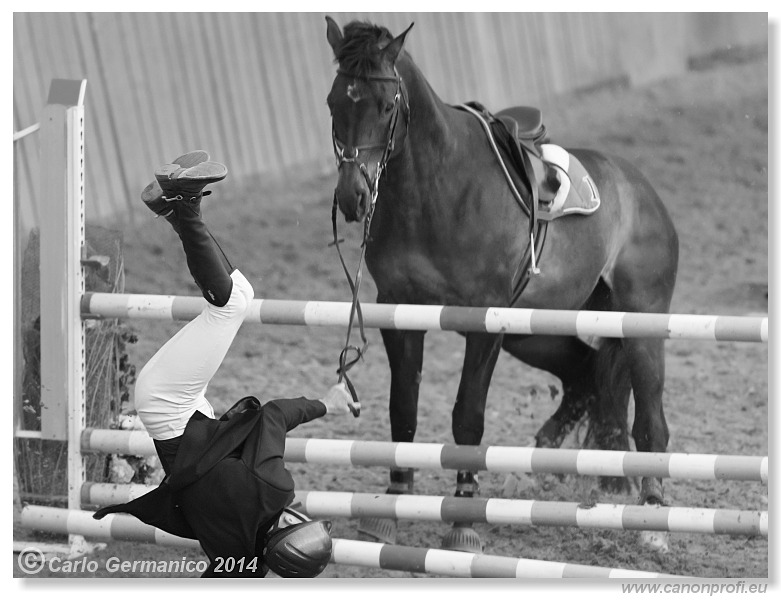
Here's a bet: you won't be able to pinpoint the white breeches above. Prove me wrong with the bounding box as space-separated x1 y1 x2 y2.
134 270 254 440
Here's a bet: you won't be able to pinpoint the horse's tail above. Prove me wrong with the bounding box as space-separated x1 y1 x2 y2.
587 338 632 452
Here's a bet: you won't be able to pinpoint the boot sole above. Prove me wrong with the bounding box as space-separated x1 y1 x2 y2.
153 161 227 202
141 150 210 205
155 161 228 183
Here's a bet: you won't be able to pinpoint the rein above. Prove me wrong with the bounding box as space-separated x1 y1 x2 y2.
328 195 372 418
329 67 409 417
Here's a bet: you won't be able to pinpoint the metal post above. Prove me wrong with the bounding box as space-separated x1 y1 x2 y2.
39 79 87 440
37 80 87 550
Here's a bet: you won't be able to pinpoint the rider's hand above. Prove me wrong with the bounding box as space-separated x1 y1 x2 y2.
320 382 360 416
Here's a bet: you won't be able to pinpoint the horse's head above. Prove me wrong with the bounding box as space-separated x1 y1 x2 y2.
325 16 413 223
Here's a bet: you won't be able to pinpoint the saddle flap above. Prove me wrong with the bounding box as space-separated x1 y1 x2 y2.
537 145 601 221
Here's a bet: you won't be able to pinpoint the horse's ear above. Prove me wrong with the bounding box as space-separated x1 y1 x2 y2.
382 22 414 64
325 16 343 55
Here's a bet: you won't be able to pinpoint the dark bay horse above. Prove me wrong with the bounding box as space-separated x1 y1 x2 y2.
325 17 678 551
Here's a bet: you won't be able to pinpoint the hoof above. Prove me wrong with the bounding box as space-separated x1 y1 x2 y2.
441 524 483 554
640 478 665 506
640 529 670 553
358 517 397 544
638 493 669 553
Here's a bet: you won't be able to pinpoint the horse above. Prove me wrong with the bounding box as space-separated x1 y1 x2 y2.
324 17 679 552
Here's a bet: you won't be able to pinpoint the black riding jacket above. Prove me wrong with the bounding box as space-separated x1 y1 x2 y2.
93 396 326 577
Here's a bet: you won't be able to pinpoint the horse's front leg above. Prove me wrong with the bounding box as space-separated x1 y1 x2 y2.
443 331 504 553
357 328 425 544
384 328 426 444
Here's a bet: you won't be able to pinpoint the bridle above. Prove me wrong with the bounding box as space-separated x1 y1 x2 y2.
329 66 409 415
331 66 409 216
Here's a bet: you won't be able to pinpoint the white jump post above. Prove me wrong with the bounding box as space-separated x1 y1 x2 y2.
37 79 88 548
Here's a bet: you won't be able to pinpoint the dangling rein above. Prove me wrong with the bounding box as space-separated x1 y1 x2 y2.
329 67 408 419
329 195 372 418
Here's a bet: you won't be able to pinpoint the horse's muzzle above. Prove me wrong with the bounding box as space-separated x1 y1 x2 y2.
335 182 369 223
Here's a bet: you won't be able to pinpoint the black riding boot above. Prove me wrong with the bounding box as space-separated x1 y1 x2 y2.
145 156 234 307
171 197 234 307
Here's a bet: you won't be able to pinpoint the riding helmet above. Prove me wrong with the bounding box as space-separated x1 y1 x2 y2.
264 507 332 578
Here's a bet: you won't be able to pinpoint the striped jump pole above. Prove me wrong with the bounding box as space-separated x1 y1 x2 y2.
21 505 200 550
82 429 155 457
330 538 680 578
20 507 677 578
82 293 769 342
81 430 769 483
82 482 157 505
81 484 767 538
297 491 767 538
284 439 769 482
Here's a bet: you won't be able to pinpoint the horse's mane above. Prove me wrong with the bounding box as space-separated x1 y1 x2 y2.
335 21 396 75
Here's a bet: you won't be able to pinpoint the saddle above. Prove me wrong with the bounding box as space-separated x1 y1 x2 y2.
455 101 601 304
495 107 562 204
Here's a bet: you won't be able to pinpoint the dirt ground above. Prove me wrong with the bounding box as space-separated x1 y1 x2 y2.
14 48 768 579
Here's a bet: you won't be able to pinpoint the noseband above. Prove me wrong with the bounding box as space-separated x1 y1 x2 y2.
331 67 409 209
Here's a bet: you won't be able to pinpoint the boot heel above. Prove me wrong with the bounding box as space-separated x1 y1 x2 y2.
172 150 210 169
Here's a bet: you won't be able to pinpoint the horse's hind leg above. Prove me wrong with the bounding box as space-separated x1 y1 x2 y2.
585 336 633 492
601 171 677 549
536 379 594 448
625 336 669 504
503 335 632 492
608 173 678 510
622 336 673 553
501 335 598 448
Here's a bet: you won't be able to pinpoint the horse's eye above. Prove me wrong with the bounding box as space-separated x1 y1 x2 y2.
383 102 394 115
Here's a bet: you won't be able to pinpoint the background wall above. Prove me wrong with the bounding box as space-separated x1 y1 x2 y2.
13 12 767 232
